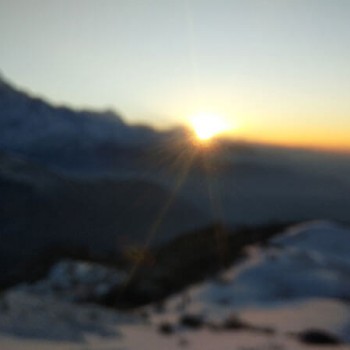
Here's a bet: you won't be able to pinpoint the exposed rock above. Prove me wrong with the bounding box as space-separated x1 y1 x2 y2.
297 329 342 345
179 314 204 329
223 315 250 330
158 321 174 335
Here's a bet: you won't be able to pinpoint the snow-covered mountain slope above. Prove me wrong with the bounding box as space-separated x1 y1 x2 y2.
15 259 127 303
1 221 350 349
147 221 350 344
187 221 350 310
0 75 196 177
0 75 167 169
0 289 137 342
0 74 152 143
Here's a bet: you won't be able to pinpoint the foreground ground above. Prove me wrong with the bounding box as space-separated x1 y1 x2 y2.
1 221 350 349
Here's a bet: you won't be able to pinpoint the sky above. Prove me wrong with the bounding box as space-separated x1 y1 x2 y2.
1 0 350 151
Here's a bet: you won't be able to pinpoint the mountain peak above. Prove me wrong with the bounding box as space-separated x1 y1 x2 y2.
0 71 11 88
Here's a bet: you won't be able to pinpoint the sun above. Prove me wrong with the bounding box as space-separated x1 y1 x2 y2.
190 112 229 141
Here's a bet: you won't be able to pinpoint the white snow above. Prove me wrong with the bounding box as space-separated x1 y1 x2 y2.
177 220 350 310
1 221 350 349
0 289 137 343
13 259 127 302
148 221 350 344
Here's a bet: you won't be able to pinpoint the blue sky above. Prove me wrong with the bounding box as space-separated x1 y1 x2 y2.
1 0 350 150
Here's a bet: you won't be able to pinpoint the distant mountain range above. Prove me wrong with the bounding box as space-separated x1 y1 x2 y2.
0 74 190 173
1 74 350 288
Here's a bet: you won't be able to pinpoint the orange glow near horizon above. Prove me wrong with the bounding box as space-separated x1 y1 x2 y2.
156 107 350 154
225 126 350 154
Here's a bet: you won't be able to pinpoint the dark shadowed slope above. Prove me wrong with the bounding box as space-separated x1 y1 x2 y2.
0 151 205 288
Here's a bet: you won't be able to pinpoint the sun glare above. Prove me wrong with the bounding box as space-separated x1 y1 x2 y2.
190 112 229 141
